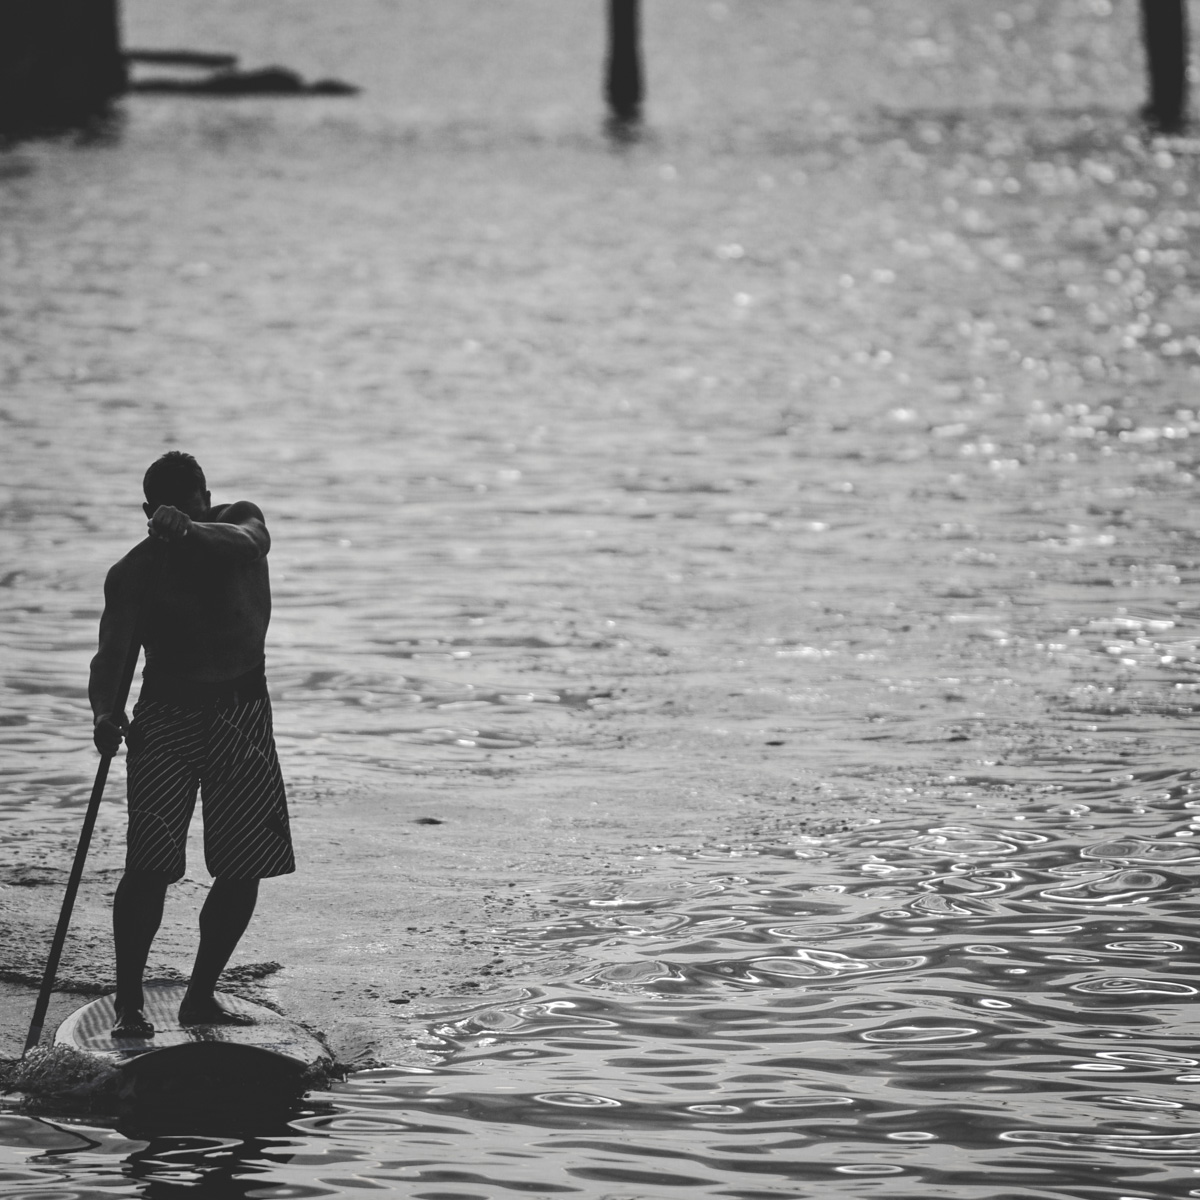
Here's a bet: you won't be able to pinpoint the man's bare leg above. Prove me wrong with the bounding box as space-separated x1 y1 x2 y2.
112 871 169 1037
179 877 259 1025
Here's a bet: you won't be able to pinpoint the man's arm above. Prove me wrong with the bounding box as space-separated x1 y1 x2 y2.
148 500 270 563
89 562 140 754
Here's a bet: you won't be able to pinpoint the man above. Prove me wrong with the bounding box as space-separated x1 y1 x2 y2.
90 451 294 1038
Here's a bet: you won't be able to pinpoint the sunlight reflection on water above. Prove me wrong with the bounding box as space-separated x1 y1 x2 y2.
290 802 1200 1196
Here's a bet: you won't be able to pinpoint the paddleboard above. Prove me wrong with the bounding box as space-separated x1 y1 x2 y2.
54 981 330 1099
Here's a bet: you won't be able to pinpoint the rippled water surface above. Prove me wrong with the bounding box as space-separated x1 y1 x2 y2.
6 0 1200 1195
319 802 1200 1198
11 802 1200 1197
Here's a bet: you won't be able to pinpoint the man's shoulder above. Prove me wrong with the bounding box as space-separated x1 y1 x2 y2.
105 539 157 593
212 499 266 525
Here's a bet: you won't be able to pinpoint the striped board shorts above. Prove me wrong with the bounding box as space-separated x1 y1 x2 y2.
125 666 295 882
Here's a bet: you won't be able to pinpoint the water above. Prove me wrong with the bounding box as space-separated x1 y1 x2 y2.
5 0 1200 1195
10 807 1200 1196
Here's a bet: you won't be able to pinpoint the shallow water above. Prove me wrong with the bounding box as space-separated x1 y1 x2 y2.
5 0 1200 1195
10 801 1200 1196
300 798 1200 1198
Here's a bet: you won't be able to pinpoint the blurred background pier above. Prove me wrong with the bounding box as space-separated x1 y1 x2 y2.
1142 0 1189 132
0 0 124 135
606 0 645 134
0 0 1191 137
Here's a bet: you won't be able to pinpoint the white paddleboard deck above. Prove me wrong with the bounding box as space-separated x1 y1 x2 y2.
55 981 329 1083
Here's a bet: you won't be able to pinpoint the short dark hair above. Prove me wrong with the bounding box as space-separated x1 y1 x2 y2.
143 451 207 508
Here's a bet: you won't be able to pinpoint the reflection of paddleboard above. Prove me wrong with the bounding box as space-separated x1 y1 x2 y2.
55 981 329 1099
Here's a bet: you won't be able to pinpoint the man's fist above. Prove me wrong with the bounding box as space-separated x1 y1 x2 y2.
148 504 193 542
94 713 128 756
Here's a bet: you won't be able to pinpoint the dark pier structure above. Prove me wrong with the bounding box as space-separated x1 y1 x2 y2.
605 0 644 133
603 2 1188 137
1141 0 1188 133
0 2 1187 144
0 0 126 135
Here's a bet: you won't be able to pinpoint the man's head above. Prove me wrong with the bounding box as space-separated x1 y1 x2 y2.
143 451 210 520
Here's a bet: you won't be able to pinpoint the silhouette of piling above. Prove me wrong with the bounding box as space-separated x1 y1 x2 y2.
606 0 644 133
0 0 126 136
1141 0 1188 134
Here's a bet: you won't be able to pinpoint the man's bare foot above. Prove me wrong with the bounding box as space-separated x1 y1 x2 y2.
112 1008 154 1039
178 995 256 1027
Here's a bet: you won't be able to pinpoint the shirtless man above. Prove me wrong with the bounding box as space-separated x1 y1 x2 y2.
90 451 294 1038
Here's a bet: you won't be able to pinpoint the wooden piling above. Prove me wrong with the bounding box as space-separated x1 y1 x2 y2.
606 0 644 128
0 0 126 135
1141 0 1188 133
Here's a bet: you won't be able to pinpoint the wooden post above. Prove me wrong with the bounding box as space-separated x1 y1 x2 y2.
0 0 126 135
606 0 644 129
1141 0 1188 133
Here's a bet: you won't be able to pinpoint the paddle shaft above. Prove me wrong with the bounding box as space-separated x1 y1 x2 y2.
23 628 143 1054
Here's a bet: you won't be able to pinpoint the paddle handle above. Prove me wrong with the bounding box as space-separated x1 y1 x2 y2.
23 630 142 1054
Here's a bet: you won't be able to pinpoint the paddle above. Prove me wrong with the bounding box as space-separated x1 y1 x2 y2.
23 622 144 1054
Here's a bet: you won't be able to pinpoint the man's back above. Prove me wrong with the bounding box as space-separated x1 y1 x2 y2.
100 499 272 690
137 501 272 683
